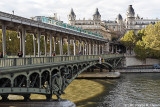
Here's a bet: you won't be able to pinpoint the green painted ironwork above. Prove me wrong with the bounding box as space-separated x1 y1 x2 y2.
0 54 124 101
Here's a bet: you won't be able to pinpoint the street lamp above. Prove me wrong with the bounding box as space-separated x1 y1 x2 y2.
9 31 11 41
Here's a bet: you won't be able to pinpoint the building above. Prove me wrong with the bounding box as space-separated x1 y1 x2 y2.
125 5 160 33
102 14 126 37
68 8 112 40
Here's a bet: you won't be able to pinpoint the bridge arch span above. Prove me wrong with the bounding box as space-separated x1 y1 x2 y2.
41 69 51 75
102 62 113 68
0 55 124 101
12 73 28 81
28 70 41 77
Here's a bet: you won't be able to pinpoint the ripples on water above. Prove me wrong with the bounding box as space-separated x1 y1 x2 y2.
97 73 160 107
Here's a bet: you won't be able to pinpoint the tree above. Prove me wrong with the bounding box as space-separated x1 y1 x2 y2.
137 29 145 41
63 43 67 55
134 22 160 59
120 30 138 54
134 40 146 59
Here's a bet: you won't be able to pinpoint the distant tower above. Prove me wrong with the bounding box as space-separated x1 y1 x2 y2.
127 5 135 18
126 5 135 30
68 8 76 21
68 8 76 25
93 8 101 21
116 14 124 32
117 14 123 24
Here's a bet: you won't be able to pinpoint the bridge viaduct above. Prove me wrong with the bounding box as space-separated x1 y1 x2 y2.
0 11 124 102
0 11 108 57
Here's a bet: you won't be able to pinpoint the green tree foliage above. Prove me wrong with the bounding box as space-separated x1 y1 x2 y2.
120 30 137 54
137 29 145 40
0 30 81 56
123 22 160 59
142 22 160 58
26 34 33 55
134 40 146 59
120 30 137 48
0 30 20 55
63 43 67 55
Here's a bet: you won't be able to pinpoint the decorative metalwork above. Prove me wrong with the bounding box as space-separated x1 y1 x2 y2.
0 55 124 101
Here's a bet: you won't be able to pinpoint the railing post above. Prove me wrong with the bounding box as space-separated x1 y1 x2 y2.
24 58 26 65
43 57 44 63
13 58 16 66
61 56 63 61
29 58 32 65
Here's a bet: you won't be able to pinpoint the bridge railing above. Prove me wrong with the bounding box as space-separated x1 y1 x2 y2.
0 54 123 68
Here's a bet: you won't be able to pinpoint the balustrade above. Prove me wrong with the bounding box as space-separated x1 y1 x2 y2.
0 54 123 68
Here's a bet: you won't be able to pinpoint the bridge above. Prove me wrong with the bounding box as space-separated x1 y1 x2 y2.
0 54 124 101
0 11 124 102
0 11 108 57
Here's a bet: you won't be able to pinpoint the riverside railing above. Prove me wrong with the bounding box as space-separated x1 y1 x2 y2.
0 54 123 68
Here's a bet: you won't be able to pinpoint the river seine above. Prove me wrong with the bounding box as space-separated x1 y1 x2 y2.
75 73 160 107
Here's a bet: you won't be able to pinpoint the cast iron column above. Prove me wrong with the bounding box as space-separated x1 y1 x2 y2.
37 30 41 57
67 36 70 56
83 41 85 55
53 37 56 53
2 24 6 57
22 27 26 57
60 35 63 55
50 33 52 56
73 37 76 56
79 39 82 54
33 33 36 57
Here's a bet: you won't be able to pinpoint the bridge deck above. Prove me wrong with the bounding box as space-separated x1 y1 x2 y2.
0 54 123 74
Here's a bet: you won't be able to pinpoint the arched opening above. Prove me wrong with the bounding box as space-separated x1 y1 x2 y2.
73 66 78 75
78 65 82 71
41 71 50 88
67 66 72 79
0 78 11 87
83 64 86 69
14 75 27 87
29 73 40 88
60 67 69 79
51 69 59 77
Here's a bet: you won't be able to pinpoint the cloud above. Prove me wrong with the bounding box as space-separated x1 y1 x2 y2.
0 0 160 23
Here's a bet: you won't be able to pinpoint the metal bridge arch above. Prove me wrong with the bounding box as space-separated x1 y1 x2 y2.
0 54 124 101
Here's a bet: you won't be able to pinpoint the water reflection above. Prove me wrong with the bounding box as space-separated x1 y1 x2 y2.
96 73 160 107
76 73 160 107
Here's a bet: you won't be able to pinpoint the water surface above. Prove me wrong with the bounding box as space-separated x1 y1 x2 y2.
76 73 160 107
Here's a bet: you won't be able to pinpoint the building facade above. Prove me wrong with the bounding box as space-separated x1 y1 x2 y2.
125 5 160 33
68 8 112 40
68 5 160 39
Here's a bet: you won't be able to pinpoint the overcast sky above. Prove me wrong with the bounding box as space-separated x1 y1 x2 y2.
0 0 160 23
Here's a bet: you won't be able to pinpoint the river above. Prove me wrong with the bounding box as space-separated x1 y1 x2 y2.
75 73 160 107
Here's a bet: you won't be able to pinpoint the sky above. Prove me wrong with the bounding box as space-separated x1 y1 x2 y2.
0 0 160 23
